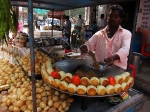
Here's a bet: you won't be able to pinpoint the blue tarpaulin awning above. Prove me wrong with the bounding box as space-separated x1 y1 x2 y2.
10 0 135 11
34 8 49 15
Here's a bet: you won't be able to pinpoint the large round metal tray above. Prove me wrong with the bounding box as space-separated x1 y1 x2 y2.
44 80 121 97
45 59 133 97
53 59 126 78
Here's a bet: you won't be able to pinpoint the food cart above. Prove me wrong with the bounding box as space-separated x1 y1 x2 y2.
0 0 144 112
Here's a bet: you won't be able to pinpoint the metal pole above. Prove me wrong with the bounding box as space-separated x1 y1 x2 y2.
28 0 37 112
52 10 54 37
127 0 140 70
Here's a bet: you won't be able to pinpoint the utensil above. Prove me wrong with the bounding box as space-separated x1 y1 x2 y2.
99 64 108 71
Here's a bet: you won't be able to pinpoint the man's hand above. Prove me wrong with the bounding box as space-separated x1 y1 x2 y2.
80 45 88 55
104 54 120 66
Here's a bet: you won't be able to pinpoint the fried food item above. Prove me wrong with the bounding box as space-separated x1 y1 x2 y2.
127 77 134 88
115 75 123 84
80 77 90 87
99 77 109 86
106 85 115 95
97 85 107 96
67 83 77 93
59 81 68 91
90 77 99 86
77 85 87 95
87 85 97 96
76 65 102 79
114 84 122 93
64 73 73 83
121 82 129 91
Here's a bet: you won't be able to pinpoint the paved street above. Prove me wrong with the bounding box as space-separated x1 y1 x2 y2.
133 61 150 112
139 95 150 112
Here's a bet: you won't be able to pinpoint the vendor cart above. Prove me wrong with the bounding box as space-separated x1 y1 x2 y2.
4 0 141 112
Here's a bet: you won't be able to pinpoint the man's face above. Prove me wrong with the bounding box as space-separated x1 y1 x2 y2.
107 10 122 28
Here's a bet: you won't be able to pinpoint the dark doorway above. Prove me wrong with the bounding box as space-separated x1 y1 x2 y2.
118 1 137 32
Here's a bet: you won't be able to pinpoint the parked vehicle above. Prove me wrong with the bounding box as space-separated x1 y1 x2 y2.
45 18 60 26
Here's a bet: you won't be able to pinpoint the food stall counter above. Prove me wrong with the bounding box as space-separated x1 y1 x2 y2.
34 30 62 37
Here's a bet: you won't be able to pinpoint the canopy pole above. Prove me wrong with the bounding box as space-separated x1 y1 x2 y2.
127 0 140 70
52 9 54 37
28 0 37 112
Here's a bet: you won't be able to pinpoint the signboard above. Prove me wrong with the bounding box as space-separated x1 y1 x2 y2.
140 0 150 29
48 11 64 19
38 16 43 20
48 11 64 15
136 0 150 45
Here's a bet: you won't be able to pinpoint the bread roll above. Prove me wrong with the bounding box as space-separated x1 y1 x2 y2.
123 72 130 81
67 83 77 93
58 71 65 80
99 77 109 86
59 81 68 91
41 64 48 79
121 72 130 82
114 84 122 93
45 76 54 85
41 64 53 84
51 79 60 88
106 85 115 95
77 85 87 95
97 85 106 96
90 77 99 86
115 75 123 84
121 82 129 91
127 77 134 88
121 74 127 82
80 77 90 87
87 85 97 96
45 59 53 75
64 73 73 83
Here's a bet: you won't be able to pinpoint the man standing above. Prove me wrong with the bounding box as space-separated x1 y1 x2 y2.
80 4 131 70
76 15 84 32
98 14 106 30
64 16 71 44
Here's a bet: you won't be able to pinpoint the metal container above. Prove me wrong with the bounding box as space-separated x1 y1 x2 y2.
130 52 142 73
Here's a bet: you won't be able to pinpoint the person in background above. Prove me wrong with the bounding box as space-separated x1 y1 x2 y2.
18 20 23 31
98 14 106 30
37 20 41 30
64 16 71 44
80 4 132 70
92 20 98 35
76 15 84 32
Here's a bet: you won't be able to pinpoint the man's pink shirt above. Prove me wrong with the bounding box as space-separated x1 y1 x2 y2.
85 25 132 70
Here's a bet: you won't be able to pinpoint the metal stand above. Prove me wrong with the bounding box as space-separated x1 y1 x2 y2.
81 97 88 110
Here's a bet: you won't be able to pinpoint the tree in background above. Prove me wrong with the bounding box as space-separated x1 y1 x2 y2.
64 8 85 20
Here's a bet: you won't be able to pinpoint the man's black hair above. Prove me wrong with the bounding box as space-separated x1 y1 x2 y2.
101 14 104 18
65 16 69 19
110 4 125 18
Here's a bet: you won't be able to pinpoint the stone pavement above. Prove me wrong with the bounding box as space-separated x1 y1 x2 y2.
132 60 150 112
140 95 150 112
133 60 150 96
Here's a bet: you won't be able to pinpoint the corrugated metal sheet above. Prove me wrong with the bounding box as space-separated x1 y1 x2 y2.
10 0 135 11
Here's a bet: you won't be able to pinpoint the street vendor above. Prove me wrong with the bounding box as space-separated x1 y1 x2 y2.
80 4 132 70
